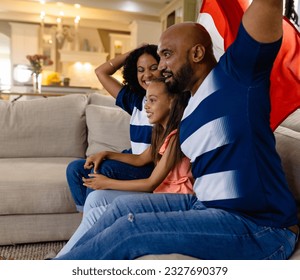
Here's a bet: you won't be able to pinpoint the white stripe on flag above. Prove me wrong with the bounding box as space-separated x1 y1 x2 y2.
197 12 225 61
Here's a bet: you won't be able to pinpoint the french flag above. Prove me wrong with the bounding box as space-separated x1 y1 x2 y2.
197 0 300 130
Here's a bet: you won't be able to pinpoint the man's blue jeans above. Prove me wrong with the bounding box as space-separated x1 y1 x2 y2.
55 193 297 260
66 159 154 212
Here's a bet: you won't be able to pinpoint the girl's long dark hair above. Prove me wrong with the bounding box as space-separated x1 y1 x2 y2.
122 44 160 97
150 79 190 168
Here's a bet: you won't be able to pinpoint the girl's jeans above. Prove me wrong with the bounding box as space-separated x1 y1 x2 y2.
55 193 297 260
66 158 154 212
56 190 140 257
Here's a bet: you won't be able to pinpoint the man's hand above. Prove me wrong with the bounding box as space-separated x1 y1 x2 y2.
82 173 110 190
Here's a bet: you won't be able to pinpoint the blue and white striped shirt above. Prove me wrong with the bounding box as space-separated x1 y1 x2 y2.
116 86 152 155
180 24 298 228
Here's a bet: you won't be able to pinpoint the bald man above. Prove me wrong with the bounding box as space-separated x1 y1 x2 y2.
55 0 298 260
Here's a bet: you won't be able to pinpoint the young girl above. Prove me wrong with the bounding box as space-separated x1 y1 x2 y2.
56 79 193 258
66 45 161 212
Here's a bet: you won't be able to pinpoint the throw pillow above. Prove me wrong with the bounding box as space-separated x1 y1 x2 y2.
0 94 88 158
86 104 131 157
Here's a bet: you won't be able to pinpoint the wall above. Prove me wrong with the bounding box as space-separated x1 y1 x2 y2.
160 0 198 31
75 27 105 52
97 29 130 55
130 20 162 46
61 62 101 88
1 18 162 90
10 23 39 66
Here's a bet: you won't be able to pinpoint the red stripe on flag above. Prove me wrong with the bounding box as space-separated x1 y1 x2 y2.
199 0 300 131
200 0 248 49
270 17 300 130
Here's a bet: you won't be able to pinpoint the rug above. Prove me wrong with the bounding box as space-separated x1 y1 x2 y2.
0 241 66 260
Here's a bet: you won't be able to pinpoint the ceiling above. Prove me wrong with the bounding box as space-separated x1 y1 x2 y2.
0 0 172 27
0 0 175 55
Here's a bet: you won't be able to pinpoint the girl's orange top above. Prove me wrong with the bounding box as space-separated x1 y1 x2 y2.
154 130 194 195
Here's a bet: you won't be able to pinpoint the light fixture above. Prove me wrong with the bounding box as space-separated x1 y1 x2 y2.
74 15 80 50
39 2 81 50
55 15 80 49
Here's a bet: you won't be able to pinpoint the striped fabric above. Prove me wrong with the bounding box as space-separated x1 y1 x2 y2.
116 86 152 155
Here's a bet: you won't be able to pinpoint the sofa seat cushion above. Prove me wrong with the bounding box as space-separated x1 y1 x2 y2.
0 213 81 245
0 157 78 215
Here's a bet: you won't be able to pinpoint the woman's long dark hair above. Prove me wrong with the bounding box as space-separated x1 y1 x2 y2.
150 79 191 168
122 44 160 97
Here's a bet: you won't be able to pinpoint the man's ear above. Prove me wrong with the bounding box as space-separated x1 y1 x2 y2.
192 44 205 63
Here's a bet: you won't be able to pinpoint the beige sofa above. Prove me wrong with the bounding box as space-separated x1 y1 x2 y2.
0 94 299 259
0 93 131 245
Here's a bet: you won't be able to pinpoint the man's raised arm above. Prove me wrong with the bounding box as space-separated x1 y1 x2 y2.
242 0 283 43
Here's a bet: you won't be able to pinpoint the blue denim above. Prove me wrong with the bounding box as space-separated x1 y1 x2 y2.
56 190 140 257
55 193 297 260
66 159 154 212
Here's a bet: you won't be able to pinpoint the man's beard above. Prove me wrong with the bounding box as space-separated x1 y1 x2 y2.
165 61 192 94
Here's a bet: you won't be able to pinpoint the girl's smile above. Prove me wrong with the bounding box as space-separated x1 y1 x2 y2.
144 81 173 129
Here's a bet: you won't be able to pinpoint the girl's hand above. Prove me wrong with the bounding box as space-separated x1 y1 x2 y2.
82 174 110 190
84 152 107 172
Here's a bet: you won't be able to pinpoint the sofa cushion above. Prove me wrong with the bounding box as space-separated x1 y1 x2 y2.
86 104 131 157
0 157 78 215
88 92 117 107
275 109 300 225
0 94 88 158
274 126 300 204
279 109 300 132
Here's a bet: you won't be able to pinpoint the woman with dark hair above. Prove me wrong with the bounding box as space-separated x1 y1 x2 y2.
96 44 160 155
122 45 160 98
56 79 193 258
66 45 161 213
